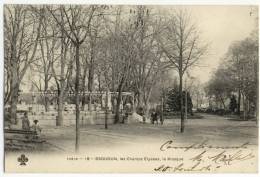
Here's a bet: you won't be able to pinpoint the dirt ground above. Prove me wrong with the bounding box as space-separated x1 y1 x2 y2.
34 113 258 153
5 113 258 173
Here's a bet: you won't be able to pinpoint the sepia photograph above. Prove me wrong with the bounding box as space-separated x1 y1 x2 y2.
2 1 259 173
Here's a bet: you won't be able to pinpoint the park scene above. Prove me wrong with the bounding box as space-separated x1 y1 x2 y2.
4 4 258 163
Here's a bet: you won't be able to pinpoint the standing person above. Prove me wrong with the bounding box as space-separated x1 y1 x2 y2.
141 108 146 123
22 112 30 130
159 112 164 125
139 107 146 123
151 110 158 124
122 111 128 124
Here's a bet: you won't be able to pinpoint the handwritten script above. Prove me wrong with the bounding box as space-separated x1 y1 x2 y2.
160 139 250 152
155 140 255 172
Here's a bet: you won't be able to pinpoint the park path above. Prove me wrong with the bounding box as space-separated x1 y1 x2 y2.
44 113 258 152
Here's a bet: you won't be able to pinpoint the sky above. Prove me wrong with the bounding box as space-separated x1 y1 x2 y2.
178 5 258 84
10 5 259 91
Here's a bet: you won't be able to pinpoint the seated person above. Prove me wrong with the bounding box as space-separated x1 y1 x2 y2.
31 120 42 135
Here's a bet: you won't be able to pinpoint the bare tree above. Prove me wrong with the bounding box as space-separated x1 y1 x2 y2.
226 37 258 120
48 5 102 151
112 9 139 123
32 7 59 112
52 30 73 126
80 13 105 111
129 6 166 117
159 9 207 132
4 5 43 123
96 42 112 129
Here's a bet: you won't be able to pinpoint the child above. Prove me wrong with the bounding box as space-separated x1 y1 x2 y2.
31 120 42 138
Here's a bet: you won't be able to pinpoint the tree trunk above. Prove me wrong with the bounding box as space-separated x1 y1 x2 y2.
81 74 86 111
75 44 80 152
10 78 19 124
185 91 188 120
143 93 149 120
88 46 94 111
9 35 19 124
56 34 66 126
247 99 250 118
161 96 164 122
105 89 108 129
237 89 241 115
88 93 92 111
196 94 199 109
111 68 115 112
179 72 184 133
81 92 86 111
114 80 124 123
115 91 122 124
81 66 88 111
44 95 50 112
242 94 246 120
132 94 136 113
57 90 64 126
44 78 49 112
220 96 226 110
137 92 141 108
143 88 152 119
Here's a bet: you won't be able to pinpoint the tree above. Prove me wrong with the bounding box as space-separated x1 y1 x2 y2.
48 5 99 151
32 7 58 112
206 33 258 120
158 9 207 132
4 5 43 123
129 6 165 117
79 12 106 111
96 42 111 129
188 79 205 109
205 66 234 109
103 7 139 123
165 88 193 114
225 36 258 119
52 30 73 126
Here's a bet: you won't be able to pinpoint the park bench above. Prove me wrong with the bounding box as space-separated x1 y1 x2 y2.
5 128 45 143
5 128 46 151
5 129 37 135
5 128 65 151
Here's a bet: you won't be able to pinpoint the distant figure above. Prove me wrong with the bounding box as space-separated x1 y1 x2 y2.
151 111 158 124
122 111 128 124
139 107 146 123
159 112 164 125
22 112 30 130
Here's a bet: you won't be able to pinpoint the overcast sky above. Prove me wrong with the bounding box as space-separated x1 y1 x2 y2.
21 5 258 91
176 5 258 84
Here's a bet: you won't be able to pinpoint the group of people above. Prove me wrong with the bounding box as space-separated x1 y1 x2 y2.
150 110 164 125
138 107 164 125
22 112 42 136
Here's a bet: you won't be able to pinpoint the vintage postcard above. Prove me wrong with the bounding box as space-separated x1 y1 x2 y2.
3 2 259 173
